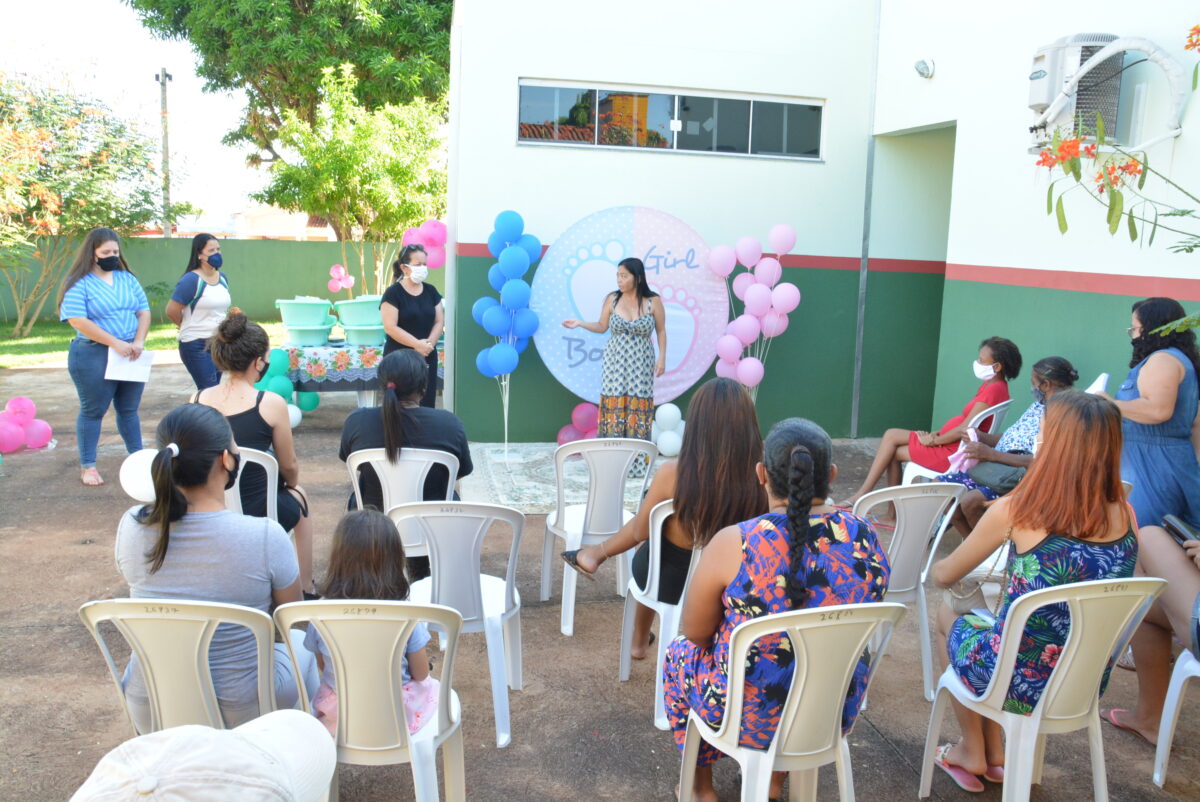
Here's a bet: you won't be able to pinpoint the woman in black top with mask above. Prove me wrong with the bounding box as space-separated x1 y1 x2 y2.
381 244 443 408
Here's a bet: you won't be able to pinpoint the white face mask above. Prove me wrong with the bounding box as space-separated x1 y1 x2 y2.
407 265 429 283
973 360 997 381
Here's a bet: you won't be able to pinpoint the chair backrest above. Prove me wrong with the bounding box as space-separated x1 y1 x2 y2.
224 447 279 522
637 499 704 604
715 603 906 762
854 483 965 597
975 577 1165 724
79 598 275 734
552 438 657 537
387 502 524 626
274 600 463 766
969 399 1012 436
346 448 459 551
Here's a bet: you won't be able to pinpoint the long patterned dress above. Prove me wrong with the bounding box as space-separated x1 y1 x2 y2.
663 511 890 766
598 297 656 444
947 529 1137 714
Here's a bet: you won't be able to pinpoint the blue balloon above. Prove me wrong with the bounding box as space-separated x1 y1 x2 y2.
493 210 524 243
476 348 498 378
488 264 506 292
487 231 508 258
482 305 512 337
500 279 531 310
472 296 499 326
488 342 519 375
498 245 531 280
517 233 542 265
515 337 530 353
512 308 539 338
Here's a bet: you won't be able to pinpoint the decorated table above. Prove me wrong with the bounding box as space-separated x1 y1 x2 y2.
284 342 444 407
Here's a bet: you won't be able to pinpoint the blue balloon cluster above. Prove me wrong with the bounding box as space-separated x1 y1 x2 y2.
473 210 542 378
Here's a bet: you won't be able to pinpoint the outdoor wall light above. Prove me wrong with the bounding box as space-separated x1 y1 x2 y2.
914 60 935 79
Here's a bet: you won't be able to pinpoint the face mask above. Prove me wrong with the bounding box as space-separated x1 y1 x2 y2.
206 252 223 269
97 255 121 272
1031 385 1046 404
973 360 997 381
224 452 242 490
1031 437 1041 456
257 359 269 383
407 265 429 283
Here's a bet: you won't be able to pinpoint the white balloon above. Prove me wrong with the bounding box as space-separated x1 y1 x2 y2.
119 448 159 503
287 404 302 428
677 420 685 440
655 403 682 432
657 430 683 457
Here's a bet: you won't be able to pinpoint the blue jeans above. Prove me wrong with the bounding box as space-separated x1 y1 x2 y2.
67 338 145 467
179 338 221 390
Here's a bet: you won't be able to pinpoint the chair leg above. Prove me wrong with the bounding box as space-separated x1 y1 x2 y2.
616 551 631 598
540 530 555 602
503 609 523 692
618 593 636 682
918 687 949 798
410 738 441 802
739 752 773 802
678 719 703 802
1001 718 1038 802
835 737 855 802
917 584 934 702
1032 733 1046 785
789 769 818 802
560 561 578 637
483 615 512 748
442 726 466 802
1087 711 1109 802
654 607 675 730
1154 655 1196 787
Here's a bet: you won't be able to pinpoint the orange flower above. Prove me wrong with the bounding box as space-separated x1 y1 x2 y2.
306 360 327 379
1036 149 1058 168
359 347 380 369
1082 143 1097 158
1119 158 1142 176
1056 138 1081 160
1186 25 1200 51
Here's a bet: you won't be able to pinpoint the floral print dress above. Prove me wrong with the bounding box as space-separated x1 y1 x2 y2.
947 529 1137 714
663 511 890 766
936 400 1043 501
598 299 656 442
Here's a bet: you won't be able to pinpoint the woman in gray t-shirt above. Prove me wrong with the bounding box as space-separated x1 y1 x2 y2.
115 403 317 731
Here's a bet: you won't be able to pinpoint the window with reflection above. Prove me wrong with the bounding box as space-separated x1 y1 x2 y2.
597 91 673 148
677 96 750 154
518 86 596 143
751 102 822 158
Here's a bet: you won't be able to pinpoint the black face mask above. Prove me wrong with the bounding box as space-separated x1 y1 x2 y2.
257 359 270 383
224 452 242 490
97 255 121 272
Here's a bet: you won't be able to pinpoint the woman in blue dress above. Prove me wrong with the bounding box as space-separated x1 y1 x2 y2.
1104 297 1200 529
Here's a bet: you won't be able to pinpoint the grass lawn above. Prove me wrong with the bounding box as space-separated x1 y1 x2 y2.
0 320 288 369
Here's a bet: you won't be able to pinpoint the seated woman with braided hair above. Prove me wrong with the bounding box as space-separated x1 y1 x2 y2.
663 418 891 802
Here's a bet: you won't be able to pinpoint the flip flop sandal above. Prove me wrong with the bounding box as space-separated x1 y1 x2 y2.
81 467 104 487
1102 709 1155 746
933 744 984 793
560 550 597 582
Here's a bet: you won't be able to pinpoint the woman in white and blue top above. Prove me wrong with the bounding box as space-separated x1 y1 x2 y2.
58 227 151 487
166 234 230 390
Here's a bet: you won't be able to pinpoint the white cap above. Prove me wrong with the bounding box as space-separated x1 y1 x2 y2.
70 710 336 802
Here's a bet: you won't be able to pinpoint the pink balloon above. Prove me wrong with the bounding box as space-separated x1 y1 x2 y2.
329 264 347 279
708 245 737 278
557 424 583 446
736 356 765 388
5 396 36 425
715 334 743 362
754 257 782 288
326 278 341 293
735 236 762 268
732 272 756 300
426 244 446 269
419 219 445 247
771 283 802 314
571 402 599 432
768 223 797 255
729 314 761 346
402 227 425 247
761 310 790 338
341 275 355 288
744 283 772 317
715 358 738 379
22 418 51 449
580 428 598 440
0 421 23 453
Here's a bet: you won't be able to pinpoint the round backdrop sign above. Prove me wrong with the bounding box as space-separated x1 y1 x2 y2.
531 206 727 404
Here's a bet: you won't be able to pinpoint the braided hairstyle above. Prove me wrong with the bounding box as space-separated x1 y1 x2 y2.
761 418 833 608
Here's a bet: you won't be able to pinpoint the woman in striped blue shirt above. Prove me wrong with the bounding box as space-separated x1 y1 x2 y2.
58 228 152 486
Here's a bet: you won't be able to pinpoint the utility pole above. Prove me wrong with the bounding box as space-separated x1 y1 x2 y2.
154 69 172 237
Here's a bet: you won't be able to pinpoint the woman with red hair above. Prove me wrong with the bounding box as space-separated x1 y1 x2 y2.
927 391 1137 791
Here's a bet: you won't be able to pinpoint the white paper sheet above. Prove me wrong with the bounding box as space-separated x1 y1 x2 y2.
105 347 154 382
1085 372 1110 395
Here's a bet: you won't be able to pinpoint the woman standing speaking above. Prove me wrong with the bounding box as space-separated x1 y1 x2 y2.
166 234 230 391
381 244 443 408
58 227 151 487
563 257 666 462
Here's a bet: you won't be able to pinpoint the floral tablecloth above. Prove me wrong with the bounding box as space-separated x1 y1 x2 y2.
284 343 445 393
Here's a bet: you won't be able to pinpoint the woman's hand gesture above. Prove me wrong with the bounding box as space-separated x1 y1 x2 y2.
562 319 580 329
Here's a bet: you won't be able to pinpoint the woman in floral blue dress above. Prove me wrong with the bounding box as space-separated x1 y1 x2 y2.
929 391 1137 793
663 418 890 802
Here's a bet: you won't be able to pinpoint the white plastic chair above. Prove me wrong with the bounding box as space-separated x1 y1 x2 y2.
919 577 1167 802
225 447 280 522
79 598 275 734
274 600 465 802
617 499 703 730
392 502 525 748
853 483 966 701
1153 649 1200 787
678 603 907 802
540 437 657 636
346 447 459 559
903 399 1014 484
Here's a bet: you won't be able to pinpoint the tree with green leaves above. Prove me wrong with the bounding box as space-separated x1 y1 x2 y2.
124 0 452 160
255 64 445 294
0 74 188 338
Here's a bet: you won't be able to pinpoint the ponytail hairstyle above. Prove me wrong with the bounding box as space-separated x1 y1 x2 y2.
318 510 411 601
184 233 218 274
135 404 236 573
209 311 270 373
392 244 427 282
761 418 834 608
378 350 428 463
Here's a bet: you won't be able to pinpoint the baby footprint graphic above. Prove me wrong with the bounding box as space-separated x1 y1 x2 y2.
565 240 627 319
652 285 701 373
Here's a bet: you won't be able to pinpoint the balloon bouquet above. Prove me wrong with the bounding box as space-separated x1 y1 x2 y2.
0 396 54 466
707 224 802 400
402 220 449 269
327 264 355 295
471 210 543 453
252 347 320 427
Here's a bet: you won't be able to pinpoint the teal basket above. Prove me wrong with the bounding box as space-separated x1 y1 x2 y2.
333 295 383 327
276 298 333 326
342 324 386 346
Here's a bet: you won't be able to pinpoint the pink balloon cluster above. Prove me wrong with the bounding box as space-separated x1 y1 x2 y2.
707 224 803 389
0 396 53 453
557 402 599 445
402 219 448 270
326 264 355 294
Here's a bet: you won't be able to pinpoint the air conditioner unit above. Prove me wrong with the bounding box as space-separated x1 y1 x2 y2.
1029 33 1123 146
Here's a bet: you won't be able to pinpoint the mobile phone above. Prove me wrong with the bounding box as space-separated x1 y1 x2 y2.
1163 515 1199 547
